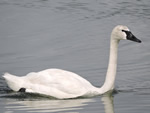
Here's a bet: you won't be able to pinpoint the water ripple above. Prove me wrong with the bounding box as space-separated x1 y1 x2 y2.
1 0 150 20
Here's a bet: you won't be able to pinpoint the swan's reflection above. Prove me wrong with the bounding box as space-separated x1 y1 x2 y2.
101 92 115 113
5 92 115 113
5 97 94 112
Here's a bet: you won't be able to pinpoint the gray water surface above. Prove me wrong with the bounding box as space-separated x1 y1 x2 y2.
0 0 150 113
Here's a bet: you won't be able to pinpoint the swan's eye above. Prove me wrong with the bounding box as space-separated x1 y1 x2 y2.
122 30 126 33
122 30 131 36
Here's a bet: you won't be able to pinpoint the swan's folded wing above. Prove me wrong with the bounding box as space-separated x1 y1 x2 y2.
22 69 94 99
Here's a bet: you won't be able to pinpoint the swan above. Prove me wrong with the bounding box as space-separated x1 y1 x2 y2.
3 25 141 99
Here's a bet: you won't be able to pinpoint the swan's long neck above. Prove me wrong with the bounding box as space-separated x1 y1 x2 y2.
98 38 119 94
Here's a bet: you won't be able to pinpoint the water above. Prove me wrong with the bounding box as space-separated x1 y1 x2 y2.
0 0 150 113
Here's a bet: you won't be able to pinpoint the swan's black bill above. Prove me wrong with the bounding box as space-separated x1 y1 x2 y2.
122 30 142 43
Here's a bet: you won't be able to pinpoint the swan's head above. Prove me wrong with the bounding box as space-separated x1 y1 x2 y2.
111 25 141 43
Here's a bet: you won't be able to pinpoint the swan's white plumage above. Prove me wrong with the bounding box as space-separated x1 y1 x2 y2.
3 69 99 99
3 25 141 99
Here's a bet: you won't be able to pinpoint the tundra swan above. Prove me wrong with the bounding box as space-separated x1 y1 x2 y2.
3 25 141 99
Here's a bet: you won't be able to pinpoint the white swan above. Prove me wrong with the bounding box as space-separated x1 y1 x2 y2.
3 25 141 99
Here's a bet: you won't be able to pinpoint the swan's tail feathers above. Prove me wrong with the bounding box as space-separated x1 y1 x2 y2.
3 73 23 92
